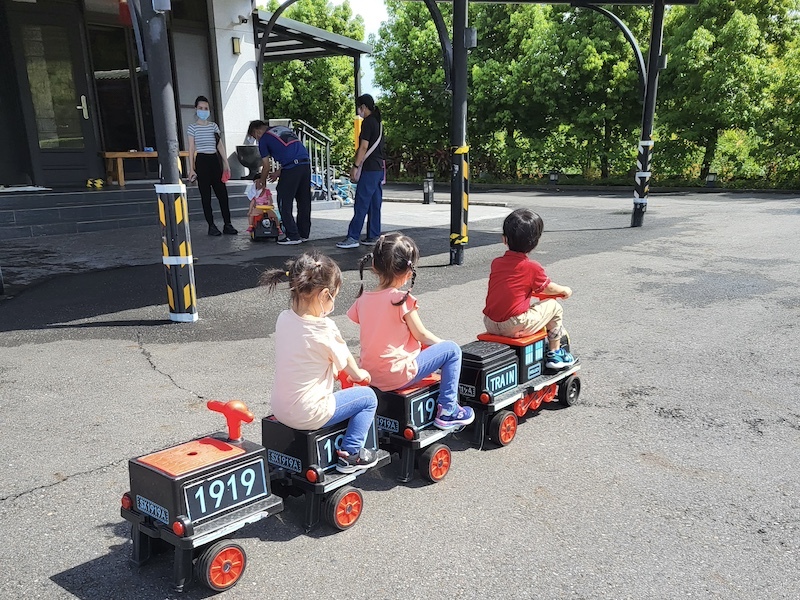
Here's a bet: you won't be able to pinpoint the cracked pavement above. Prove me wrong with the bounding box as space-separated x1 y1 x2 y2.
1 189 799 599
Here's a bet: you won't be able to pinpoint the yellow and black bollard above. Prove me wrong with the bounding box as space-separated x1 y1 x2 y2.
157 183 197 322
449 145 469 265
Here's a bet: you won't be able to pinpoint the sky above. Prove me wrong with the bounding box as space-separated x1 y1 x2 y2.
331 0 389 96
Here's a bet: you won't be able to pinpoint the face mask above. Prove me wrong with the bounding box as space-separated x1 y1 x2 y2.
319 290 335 318
196 109 210 120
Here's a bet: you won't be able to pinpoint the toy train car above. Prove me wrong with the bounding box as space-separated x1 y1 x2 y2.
459 328 581 447
374 375 457 483
121 401 283 593
261 415 391 531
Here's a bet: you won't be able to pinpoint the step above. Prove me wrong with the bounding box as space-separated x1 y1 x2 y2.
0 182 341 240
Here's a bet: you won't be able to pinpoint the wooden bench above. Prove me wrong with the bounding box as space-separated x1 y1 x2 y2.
102 151 190 187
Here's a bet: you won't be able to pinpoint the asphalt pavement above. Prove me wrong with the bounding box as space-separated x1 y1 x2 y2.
1 186 798 599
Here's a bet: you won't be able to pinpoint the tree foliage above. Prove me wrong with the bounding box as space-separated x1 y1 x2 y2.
260 0 364 167
263 1 800 185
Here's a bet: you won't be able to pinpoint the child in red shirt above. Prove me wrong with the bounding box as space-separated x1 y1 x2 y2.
483 208 576 370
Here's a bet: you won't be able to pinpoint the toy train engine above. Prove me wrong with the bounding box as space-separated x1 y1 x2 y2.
372 374 457 484
262 415 391 531
121 400 284 593
250 203 281 241
459 329 581 447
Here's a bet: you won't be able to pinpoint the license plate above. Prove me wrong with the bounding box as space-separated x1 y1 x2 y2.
184 459 268 522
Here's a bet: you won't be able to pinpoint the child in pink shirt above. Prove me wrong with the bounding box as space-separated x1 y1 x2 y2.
261 251 379 473
346 233 474 430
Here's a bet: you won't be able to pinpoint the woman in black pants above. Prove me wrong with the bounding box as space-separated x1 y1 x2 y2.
187 96 237 236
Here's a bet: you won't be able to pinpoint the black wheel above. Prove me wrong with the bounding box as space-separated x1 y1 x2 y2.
324 486 363 531
488 410 518 446
558 375 581 407
418 444 451 483
195 541 247 592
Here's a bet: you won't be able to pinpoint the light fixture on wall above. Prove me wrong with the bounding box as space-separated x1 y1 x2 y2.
232 37 241 55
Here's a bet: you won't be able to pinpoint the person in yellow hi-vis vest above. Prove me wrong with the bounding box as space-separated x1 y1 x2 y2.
337 94 385 249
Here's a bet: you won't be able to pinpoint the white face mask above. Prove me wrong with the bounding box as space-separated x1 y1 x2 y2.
319 290 335 318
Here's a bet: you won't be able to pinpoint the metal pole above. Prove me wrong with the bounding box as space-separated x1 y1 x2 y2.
449 0 469 265
632 0 666 228
140 1 198 322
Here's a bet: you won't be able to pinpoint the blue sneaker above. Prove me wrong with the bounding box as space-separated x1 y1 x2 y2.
546 348 576 370
434 404 475 430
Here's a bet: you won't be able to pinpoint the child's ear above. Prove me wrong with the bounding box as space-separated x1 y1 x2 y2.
501 234 508 245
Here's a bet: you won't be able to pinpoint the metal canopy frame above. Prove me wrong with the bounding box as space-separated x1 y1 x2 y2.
255 10 372 88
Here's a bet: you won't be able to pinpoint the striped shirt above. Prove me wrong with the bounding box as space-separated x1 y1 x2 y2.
187 121 220 154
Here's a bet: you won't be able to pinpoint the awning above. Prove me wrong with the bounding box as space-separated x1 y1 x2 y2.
255 10 372 63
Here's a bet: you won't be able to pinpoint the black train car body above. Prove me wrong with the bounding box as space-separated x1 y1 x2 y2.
373 377 458 484
121 434 283 592
262 415 391 531
459 329 581 446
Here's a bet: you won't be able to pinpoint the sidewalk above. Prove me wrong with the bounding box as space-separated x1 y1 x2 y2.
0 198 511 295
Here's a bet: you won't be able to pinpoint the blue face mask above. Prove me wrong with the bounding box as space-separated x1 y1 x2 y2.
196 109 210 120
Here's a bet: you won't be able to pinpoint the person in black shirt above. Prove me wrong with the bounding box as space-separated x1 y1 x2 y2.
337 95 385 249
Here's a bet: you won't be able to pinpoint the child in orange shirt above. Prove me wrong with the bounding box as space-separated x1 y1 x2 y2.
346 233 474 429
261 251 379 473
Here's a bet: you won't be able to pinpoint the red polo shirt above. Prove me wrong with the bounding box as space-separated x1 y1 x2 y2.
483 251 551 322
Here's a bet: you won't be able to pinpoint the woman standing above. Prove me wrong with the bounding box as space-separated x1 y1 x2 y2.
337 94 384 249
187 96 237 236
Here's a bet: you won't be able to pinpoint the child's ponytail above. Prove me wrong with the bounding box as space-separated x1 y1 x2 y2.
260 252 342 301
356 252 373 298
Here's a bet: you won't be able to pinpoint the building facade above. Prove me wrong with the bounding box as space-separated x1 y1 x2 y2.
0 0 261 188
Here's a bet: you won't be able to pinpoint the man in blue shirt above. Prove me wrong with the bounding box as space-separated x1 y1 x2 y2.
252 122 312 245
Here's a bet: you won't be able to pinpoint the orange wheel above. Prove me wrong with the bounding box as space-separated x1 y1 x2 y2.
489 410 518 446
325 486 363 531
419 444 451 483
195 541 246 592
513 395 530 417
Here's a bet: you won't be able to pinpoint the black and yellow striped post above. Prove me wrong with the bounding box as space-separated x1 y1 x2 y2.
157 183 197 322
632 0 666 227
139 1 199 322
633 138 653 223
449 0 470 266
450 145 469 265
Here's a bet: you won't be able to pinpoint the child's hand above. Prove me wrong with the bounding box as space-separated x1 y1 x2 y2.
560 287 572 299
352 368 371 385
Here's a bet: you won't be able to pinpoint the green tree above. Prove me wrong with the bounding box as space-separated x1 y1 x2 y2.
260 0 364 167
542 6 649 178
470 3 554 177
371 0 452 178
658 0 799 179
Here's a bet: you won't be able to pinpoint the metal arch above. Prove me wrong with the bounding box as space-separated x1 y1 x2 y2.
575 3 647 100
421 0 454 91
257 0 303 86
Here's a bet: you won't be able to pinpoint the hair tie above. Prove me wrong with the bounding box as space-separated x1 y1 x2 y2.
314 261 321 268
285 271 290 277
407 260 412 267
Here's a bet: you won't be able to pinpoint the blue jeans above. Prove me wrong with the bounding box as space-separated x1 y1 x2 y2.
347 170 383 240
405 341 462 414
324 385 378 455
